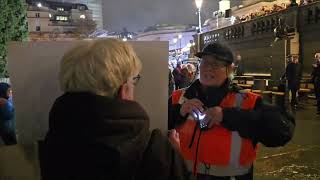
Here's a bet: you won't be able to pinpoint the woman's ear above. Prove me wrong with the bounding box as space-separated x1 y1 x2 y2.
118 84 129 100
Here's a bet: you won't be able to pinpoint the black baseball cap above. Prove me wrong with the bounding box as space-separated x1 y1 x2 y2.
195 43 234 64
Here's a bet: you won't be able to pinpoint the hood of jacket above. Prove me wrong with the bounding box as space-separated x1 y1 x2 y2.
45 92 151 178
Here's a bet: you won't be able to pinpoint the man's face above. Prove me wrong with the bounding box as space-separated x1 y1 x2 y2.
199 55 229 87
292 57 299 63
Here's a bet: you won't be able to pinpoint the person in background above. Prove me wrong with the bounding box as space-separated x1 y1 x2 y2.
169 42 295 180
0 82 17 145
173 62 182 90
234 52 243 76
43 39 191 180
180 67 191 89
281 55 302 108
169 69 175 96
311 53 320 114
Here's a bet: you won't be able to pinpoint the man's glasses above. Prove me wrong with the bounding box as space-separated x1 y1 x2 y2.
132 74 141 86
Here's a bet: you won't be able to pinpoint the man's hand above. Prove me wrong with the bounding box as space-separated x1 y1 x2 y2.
204 106 223 128
180 99 204 117
168 129 180 151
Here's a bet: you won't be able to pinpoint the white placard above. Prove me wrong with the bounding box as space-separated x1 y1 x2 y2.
8 41 168 144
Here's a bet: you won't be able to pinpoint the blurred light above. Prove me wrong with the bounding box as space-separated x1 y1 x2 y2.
37 2 42 8
122 37 127 41
239 5 244 8
173 38 178 43
230 16 236 24
49 13 52 18
219 0 230 12
80 14 86 19
192 42 196 46
187 43 192 48
178 34 183 39
195 0 203 9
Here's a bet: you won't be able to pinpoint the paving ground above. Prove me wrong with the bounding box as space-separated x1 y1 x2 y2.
254 99 320 180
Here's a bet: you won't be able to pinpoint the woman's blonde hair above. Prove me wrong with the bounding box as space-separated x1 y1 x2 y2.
59 38 141 98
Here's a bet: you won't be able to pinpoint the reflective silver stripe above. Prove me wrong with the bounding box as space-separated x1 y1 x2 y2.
234 93 244 108
185 160 251 177
229 131 242 168
230 93 245 169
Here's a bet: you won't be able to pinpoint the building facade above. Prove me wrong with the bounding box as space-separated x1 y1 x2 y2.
135 24 198 64
26 0 95 40
135 24 197 51
50 0 103 29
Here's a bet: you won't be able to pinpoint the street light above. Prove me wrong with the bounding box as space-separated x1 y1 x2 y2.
178 34 182 49
195 0 203 33
173 38 178 44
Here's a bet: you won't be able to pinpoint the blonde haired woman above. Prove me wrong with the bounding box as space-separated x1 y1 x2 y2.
43 39 191 180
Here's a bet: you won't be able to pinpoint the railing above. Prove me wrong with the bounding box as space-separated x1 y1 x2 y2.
200 4 303 48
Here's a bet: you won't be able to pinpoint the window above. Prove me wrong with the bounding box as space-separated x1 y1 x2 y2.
56 16 68 21
36 26 41 32
35 13 40 18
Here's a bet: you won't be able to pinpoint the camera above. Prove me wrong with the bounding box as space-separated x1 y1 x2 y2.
192 110 208 130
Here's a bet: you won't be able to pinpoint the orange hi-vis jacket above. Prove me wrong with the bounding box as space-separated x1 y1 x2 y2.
172 89 260 177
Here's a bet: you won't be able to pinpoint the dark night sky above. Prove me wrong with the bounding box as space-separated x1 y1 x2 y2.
102 0 242 32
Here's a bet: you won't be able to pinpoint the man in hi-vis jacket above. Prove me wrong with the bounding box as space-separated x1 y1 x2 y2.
169 43 295 180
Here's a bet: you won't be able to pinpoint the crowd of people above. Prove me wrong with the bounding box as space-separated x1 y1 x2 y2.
233 0 319 25
169 62 197 96
236 3 287 23
236 3 288 24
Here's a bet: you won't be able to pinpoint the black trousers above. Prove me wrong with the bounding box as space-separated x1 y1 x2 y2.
289 88 298 105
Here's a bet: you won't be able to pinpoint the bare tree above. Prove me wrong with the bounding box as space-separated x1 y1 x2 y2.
73 19 97 38
49 28 60 41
